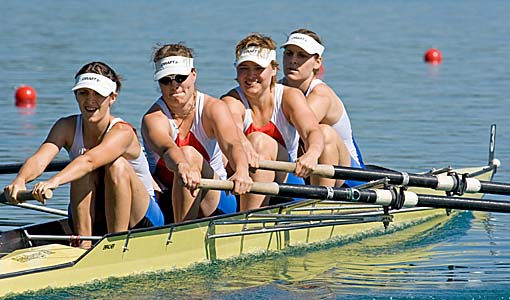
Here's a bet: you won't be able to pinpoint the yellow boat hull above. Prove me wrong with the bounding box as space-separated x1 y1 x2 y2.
0 164 496 296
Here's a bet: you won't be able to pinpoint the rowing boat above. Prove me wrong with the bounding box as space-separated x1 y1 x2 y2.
0 124 506 296
0 157 499 297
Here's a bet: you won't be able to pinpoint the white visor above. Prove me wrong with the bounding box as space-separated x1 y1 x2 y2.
236 46 276 68
72 73 117 97
154 56 194 80
281 33 325 57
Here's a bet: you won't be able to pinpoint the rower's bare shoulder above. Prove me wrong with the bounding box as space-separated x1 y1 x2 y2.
309 82 343 107
220 89 242 104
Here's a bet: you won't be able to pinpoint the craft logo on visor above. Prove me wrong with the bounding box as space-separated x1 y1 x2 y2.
71 73 117 97
236 46 276 68
282 33 325 57
154 56 194 81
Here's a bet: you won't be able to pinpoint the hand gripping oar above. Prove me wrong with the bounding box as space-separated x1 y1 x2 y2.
256 160 510 196
0 189 53 203
0 189 66 216
199 179 510 213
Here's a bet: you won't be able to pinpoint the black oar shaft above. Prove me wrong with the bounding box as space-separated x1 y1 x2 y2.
0 160 69 175
332 167 439 188
479 181 510 196
257 160 509 196
416 194 510 213
273 184 510 213
199 179 510 213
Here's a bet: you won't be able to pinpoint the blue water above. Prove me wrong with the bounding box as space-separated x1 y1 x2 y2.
1 0 510 299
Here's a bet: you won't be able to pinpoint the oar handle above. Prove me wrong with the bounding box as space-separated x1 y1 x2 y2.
257 160 335 178
0 189 53 203
199 179 280 195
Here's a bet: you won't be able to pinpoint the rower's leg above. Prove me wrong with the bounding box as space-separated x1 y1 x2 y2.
104 157 149 232
240 132 288 211
70 169 101 248
171 146 219 222
310 124 349 187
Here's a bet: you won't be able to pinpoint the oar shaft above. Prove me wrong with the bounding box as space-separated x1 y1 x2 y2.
479 181 510 196
199 179 510 213
257 160 509 196
25 234 101 241
3 202 68 216
416 194 510 213
0 160 69 175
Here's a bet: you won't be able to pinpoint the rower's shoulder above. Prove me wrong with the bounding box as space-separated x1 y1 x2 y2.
53 114 78 129
220 88 240 101
282 84 304 97
309 82 343 105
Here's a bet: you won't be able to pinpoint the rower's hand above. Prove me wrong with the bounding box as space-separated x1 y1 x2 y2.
33 180 58 204
229 169 253 195
294 153 318 178
243 141 259 170
177 162 201 197
4 180 28 204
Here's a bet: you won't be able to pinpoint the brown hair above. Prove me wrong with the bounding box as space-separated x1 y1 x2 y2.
289 28 323 46
235 33 278 86
153 43 194 62
75 61 122 93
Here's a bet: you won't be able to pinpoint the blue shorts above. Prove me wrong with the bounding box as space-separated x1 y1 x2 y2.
67 192 164 233
282 157 306 202
343 156 367 187
217 190 237 214
143 193 164 226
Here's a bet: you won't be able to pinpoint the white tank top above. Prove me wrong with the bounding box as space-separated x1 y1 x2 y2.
235 84 300 160
68 115 154 195
144 91 227 180
305 79 362 165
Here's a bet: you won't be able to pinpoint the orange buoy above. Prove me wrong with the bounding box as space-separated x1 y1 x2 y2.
424 48 442 64
15 85 37 108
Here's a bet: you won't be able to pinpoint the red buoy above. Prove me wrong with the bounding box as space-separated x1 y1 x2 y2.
424 48 442 64
15 85 37 108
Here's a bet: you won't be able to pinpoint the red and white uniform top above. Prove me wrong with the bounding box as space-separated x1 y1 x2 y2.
235 83 300 160
144 91 227 190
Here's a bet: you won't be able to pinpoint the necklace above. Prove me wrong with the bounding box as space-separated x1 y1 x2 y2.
171 95 196 130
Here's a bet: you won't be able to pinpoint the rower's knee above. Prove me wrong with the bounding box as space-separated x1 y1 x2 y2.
319 124 337 144
180 146 204 166
247 132 278 159
104 157 131 185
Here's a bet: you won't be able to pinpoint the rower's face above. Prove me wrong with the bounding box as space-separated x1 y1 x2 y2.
283 45 320 80
75 88 114 121
236 61 275 93
159 69 196 105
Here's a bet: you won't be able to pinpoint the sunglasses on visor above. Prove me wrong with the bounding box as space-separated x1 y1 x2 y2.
158 74 189 85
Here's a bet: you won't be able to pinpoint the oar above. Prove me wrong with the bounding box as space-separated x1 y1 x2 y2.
256 160 510 196
0 160 69 175
0 189 53 203
2 202 68 216
1 189 66 216
199 179 510 213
